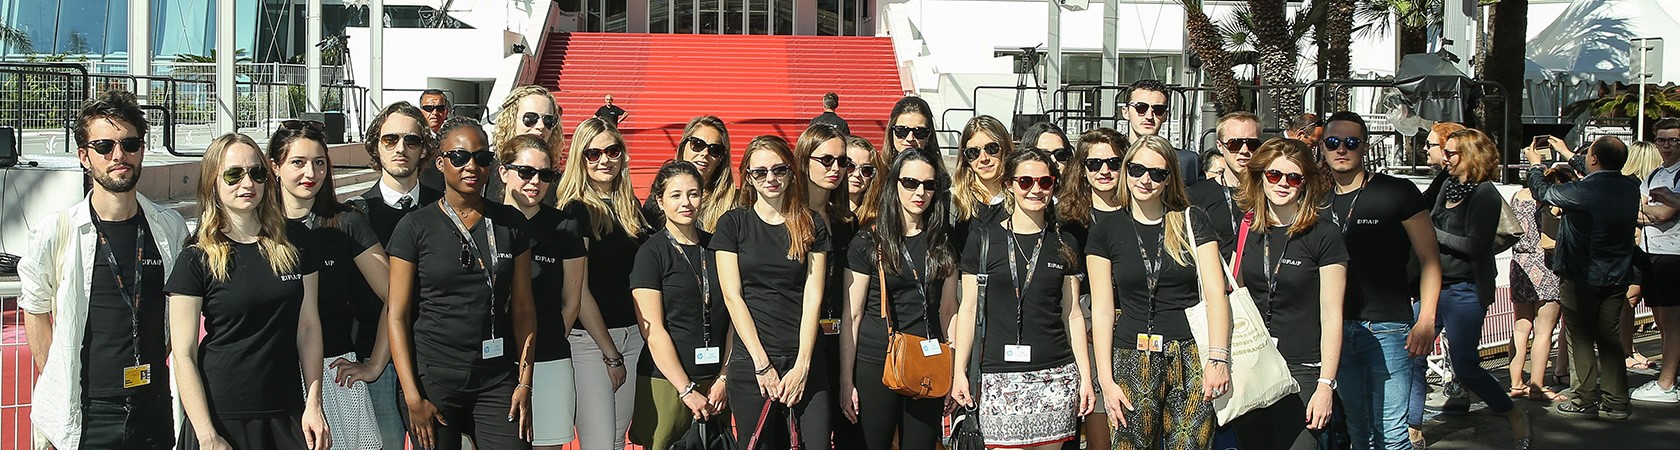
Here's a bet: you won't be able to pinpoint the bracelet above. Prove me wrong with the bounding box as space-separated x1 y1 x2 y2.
603 356 625 368
755 365 774 376
516 383 532 390
677 382 699 399
1207 346 1231 356
1207 357 1230 366
1317 378 1338 390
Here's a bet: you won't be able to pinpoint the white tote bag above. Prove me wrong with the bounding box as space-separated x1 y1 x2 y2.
1183 210 1299 425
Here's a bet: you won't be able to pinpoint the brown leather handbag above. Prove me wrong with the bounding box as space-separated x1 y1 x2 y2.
878 255 953 399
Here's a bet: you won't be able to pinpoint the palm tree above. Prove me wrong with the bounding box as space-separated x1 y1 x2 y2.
0 23 32 54
1179 0 1242 114
1247 0 1310 120
1357 0 1441 59
1317 0 1357 111
1563 86 1680 140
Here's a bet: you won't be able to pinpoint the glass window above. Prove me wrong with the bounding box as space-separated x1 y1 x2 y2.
817 0 839 36
674 0 696 33
772 0 791 35
57 0 109 54
841 0 857 36
725 0 745 34
1062 53 1102 86
605 0 628 32
652 0 670 32
699 0 722 33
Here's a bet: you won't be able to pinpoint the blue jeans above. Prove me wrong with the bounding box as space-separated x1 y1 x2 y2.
367 362 411 448
1434 283 1516 414
1341 320 1415 450
1409 302 1433 427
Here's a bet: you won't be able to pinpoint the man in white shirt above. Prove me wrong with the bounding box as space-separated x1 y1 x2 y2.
20 90 190 449
1633 117 1680 403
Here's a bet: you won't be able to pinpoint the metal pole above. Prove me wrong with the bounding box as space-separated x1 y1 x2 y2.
1637 38 1649 140
128 0 150 99
371 0 385 108
1101 0 1117 126
216 0 236 135
306 0 322 112
1047 0 1062 121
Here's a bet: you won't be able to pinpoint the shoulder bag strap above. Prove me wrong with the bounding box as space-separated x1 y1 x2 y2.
1232 212 1255 286
970 230 988 389
878 251 894 333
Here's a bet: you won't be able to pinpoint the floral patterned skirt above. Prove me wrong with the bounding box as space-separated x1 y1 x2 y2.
978 362 1080 448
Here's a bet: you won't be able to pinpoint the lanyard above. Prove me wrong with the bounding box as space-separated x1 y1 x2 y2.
1133 221 1165 333
1261 228 1285 329
1220 183 1241 233
666 230 713 347
900 242 937 339
1330 173 1369 233
441 202 500 338
92 203 146 367
1004 219 1044 345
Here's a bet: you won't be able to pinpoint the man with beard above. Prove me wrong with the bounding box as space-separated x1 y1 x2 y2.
21 90 191 449
1124 79 1199 187
1188 111 1262 258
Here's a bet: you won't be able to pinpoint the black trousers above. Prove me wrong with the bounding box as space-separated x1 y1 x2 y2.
854 359 943 450
419 365 531 450
727 352 833 450
80 389 174 450
1230 364 1343 450
1560 279 1631 411
179 415 307 450
824 336 864 449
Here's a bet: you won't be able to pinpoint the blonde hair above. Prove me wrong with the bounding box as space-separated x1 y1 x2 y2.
1624 141 1663 180
1444 129 1501 184
195 133 301 281
555 117 648 239
492 85 565 154
1117 135 1195 266
847 136 890 227
676 116 738 230
954 115 1013 221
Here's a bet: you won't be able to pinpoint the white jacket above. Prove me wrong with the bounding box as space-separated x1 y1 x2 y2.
18 193 189 449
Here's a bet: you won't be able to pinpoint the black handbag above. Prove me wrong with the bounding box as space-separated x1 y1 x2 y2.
949 234 987 450
669 416 737 450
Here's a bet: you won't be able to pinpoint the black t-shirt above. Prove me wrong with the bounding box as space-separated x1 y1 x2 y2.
527 207 589 362
595 104 627 124
848 230 947 365
82 214 169 397
1237 223 1349 365
1188 180 1243 258
1062 208 1123 327
386 203 532 380
709 207 832 357
960 220 1080 373
1327 173 1429 322
953 202 1006 261
826 216 860 323
163 222 320 419
560 200 647 329
629 229 730 380
293 211 382 359
1087 210 1217 342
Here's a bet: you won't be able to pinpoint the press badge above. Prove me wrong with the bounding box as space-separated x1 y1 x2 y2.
820 318 841 335
695 347 721 365
1136 333 1164 353
482 337 506 359
1004 344 1032 362
122 364 152 389
920 339 943 357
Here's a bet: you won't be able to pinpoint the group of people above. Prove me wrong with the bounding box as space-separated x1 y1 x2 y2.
16 79 1675 450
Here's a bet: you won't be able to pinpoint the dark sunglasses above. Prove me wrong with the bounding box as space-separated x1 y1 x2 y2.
809 154 855 170
747 164 792 181
684 137 727 158
1127 102 1170 117
856 164 877 178
521 112 559 129
1043 148 1072 163
221 165 270 185
1263 169 1305 188
85 137 145 155
1223 138 1263 153
1012 175 1057 191
962 142 1003 161
1323 136 1363 151
898 177 937 191
584 144 625 162
1442 149 1460 159
1126 162 1170 183
443 150 496 168
1083 156 1124 172
421 104 450 113
504 163 560 182
892 125 932 140
279 120 325 132
380 133 425 148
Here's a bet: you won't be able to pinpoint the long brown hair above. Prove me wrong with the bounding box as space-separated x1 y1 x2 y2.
1237 138 1326 237
795 123 853 225
738 135 816 262
1117 135 1195 266
1056 127 1128 226
675 116 738 230
196 133 301 281
954 115 1012 221
268 123 351 226
556 117 648 239
847 136 890 227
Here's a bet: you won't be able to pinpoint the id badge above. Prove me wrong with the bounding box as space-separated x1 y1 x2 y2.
920 339 943 357
122 364 152 389
695 347 721 365
1004 344 1032 362
820 318 841 335
1136 333 1164 352
482 337 506 359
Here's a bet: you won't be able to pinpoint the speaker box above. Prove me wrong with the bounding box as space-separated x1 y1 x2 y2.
0 126 17 168
300 112 347 144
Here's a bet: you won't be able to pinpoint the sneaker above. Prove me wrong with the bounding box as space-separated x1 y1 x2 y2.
1599 406 1631 420
1630 380 1680 403
1554 401 1599 419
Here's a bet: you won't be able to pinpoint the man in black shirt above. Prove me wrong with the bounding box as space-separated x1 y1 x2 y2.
1188 111 1262 257
19 90 191 449
419 89 451 134
1318 111 1444 449
1125 79 1199 188
1526 137 1641 420
595 94 628 125
810 92 851 136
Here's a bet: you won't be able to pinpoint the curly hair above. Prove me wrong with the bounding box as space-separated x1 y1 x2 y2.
75 90 149 148
492 85 565 153
1444 128 1500 184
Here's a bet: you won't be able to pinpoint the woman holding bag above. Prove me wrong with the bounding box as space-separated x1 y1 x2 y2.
840 148 958 450
1085 135 1231 449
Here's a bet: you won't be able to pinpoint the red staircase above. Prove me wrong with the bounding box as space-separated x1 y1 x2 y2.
534 32 903 197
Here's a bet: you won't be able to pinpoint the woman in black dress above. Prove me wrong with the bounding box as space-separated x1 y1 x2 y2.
796 123 860 448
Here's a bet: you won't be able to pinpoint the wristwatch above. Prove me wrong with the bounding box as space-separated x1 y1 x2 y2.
1317 378 1338 390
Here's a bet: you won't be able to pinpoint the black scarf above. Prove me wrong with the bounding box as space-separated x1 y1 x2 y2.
1443 178 1479 203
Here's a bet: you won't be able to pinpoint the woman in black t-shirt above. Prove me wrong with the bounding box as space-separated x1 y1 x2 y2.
641 115 739 231
797 123 863 449
1085 135 1231 449
1225 139 1348 450
952 116 1013 252
268 122 391 447
714 135 833 449
554 117 651 449
1053 127 1128 447
497 135 587 449
949 149 1092 449
840 148 957 450
386 118 537 450
628 161 733 448
166 133 329 450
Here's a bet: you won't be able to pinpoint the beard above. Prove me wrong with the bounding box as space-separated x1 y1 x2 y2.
93 164 141 193
382 161 417 178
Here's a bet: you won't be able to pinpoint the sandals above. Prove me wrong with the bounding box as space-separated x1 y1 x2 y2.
1627 354 1654 371
1508 385 1530 399
1526 385 1566 402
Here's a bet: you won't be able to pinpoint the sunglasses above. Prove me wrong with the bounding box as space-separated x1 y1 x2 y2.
279 120 325 133
898 177 937 191
1442 149 1461 158
585 144 626 162
220 165 270 185
856 164 876 178
85 137 146 155
684 137 727 158
809 154 855 170
1263 169 1305 188
443 150 496 168
1322 136 1363 151
521 112 559 129
1083 156 1124 172
962 142 1003 161
1126 162 1170 183
892 125 932 140
1127 102 1170 117
504 163 560 182
747 164 792 181
380 133 425 148
1223 138 1263 153
1012 175 1057 191
1042 148 1072 163
421 104 450 113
